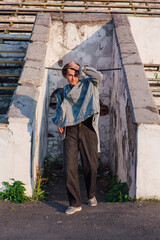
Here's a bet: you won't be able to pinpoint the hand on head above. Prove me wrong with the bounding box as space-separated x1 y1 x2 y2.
68 62 80 71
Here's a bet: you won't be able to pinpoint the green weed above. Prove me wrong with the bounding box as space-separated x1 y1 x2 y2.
0 178 30 203
32 166 47 201
137 197 160 203
104 174 132 202
154 72 158 79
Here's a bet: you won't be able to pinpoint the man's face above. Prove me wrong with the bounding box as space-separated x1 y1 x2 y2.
66 68 79 87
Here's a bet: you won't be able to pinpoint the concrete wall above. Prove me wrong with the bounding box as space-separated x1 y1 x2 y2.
47 14 114 163
137 124 160 199
110 16 137 197
110 15 160 198
0 13 50 195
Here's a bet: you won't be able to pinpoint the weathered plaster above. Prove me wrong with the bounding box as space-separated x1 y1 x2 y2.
137 124 160 199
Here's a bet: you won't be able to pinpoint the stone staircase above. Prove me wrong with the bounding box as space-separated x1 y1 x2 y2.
144 64 160 115
0 14 35 122
1 0 160 16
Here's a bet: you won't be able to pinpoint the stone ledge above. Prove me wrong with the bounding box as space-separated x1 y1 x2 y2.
51 13 112 23
129 88 158 110
133 108 160 124
30 25 50 43
8 85 39 124
114 14 160 124
23 60 44 70
124 65 149 90
18 62 45 87
115 26 135 45
25 42 47 62
113 14 130 28
119 42 142 65
35 12 51 27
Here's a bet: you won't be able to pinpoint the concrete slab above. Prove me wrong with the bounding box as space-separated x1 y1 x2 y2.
134 108 160 124
8 85 39 124
36 12 51 26
23 60 45 70
130 88 158 111
124 65 150 91
25 42 47 62
63 13 112 23
115 26 135 44
118 42 142 65
31 25 50 43
113 14 130 28
19 65 45 87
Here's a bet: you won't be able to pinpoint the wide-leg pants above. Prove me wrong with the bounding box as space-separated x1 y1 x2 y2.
63 122 99 207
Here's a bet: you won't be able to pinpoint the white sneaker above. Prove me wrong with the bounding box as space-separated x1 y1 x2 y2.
88 197 97 207
65 206 82 215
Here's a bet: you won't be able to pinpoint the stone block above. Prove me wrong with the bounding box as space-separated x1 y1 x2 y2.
8 85 39 124
36 12 51 27
124 65 150 91
121 53 142 65
113 14 130 28
31 25 50 43
119 42 142 65
23 60 44 70
63 13 112 23
133 108 160 124
130 88 157 110
18 63 45 87
115 26 135 44
25 42 47 62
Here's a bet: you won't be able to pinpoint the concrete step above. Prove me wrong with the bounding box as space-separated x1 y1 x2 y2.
0 44 27 52
0 77 19 83
0 34 30 42
150 87 160 92
0 68 22 74
0 51 26 58
0 24 33 34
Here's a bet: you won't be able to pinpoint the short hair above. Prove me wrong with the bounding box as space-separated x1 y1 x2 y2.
62 62 80 77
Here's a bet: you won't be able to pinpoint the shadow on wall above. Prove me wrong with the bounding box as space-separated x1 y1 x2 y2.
9 93 37 190
47 19 113 163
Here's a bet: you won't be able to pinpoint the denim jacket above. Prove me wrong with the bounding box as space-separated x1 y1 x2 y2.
52 66 103 152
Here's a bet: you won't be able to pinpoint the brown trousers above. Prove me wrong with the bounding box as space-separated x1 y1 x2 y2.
63 122 99 207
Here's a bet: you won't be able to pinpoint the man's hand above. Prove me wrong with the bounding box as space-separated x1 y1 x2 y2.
57 125 64 134
68 62 79 71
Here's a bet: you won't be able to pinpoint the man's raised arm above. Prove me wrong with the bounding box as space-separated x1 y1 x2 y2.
81 66 103 87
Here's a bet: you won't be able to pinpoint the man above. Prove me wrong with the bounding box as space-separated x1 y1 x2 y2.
52 62 103 214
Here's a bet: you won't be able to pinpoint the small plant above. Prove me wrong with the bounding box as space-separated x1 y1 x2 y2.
4 29 10 34
104 174 132 202
154 72 158 79
0 178 30 203
137 197 160 203
32 166 47 201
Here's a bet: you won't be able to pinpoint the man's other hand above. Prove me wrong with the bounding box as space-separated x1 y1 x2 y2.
57 125 64 134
